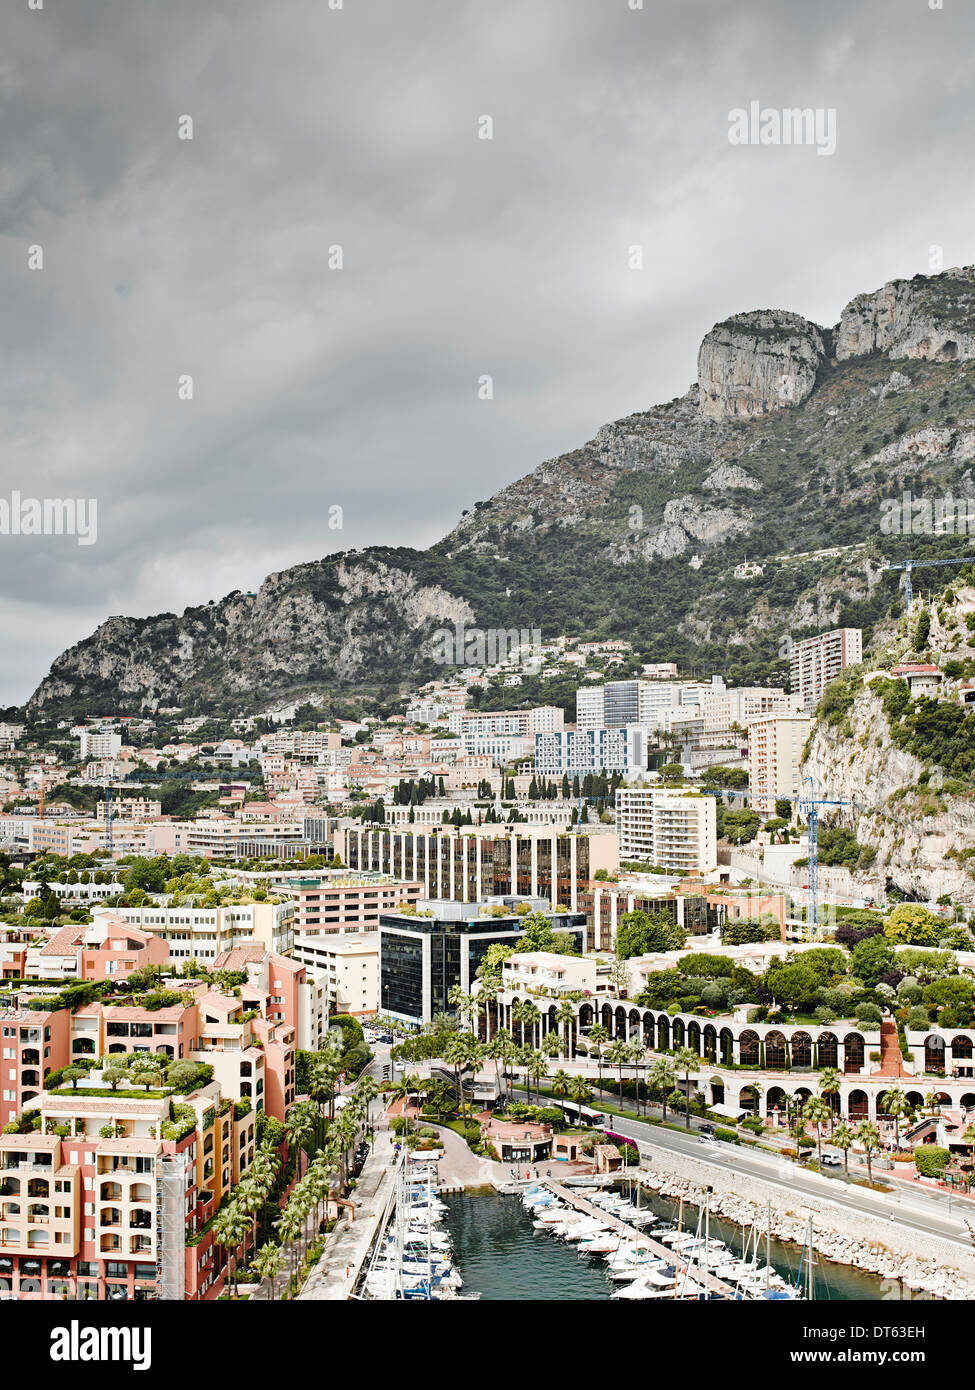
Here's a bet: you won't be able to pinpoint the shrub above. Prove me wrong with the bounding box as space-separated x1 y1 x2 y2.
715 1127 739 1144
914 1145 950 1178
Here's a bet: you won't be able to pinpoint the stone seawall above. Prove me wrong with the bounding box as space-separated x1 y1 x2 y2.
634 1142 975 1300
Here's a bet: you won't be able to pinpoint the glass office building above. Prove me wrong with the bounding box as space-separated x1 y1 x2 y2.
379 897 586 1028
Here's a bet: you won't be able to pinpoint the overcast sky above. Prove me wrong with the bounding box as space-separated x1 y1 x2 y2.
2 0 974 704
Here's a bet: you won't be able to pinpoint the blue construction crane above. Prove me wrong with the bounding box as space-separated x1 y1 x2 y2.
881 555 975 609
104 784 114 858
704 778 849 936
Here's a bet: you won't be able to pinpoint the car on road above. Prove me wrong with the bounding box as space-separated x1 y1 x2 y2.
820 1153 843 1167
698 1134 718 1147
698 1123 715 1135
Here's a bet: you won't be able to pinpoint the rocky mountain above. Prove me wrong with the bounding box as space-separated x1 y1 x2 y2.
802 581 975 905
28 265 975 717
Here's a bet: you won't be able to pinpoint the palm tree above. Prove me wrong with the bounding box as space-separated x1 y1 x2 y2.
447 985 476 1032
628 1042 647 1116
832 1120 855 1174
856 1120 881 1185
552 1068 571 1118
443 1033 478 1119
569 1075 593 1119
285 1101 316 1179
236 1175 264 1252
510 999 528 1048
648 1058 676 1122
252 1240 283 1300
525 1049 548 1104
213 1203 249 1297
803 1097 831 1163
555 999 576 1057
353 1073 380 1132
485 1028 514 1106
880 1085 911 1152
818 1065 841 1123
306 1051 339 1139
606 1039 631 1107
541 1030 563 1061
589 1024 609 1095
521 1001 541 1050
387 1073 421 1134
673 1047 700 1130
476 980 498 1043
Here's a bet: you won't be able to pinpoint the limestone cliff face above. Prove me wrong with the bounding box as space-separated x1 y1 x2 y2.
836 267 975 362
30 557 473 712
697 310 827 420
801 583 975 905
803 688 975 905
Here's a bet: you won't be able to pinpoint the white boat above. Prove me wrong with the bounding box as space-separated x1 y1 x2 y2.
532 1206 572 1224
562 1220 611 1242
576 1234 621 1255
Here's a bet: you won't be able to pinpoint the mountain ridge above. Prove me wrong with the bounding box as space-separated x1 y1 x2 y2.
28 265 975 716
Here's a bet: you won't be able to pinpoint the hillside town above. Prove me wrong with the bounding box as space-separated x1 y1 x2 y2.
2 594 975 1306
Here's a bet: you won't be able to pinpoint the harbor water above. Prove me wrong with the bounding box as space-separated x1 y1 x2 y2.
441 1186 932 1301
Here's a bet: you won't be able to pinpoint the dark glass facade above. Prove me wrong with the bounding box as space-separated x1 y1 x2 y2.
380 907 586 1026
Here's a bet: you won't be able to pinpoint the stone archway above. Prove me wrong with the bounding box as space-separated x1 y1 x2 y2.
791 1031 812 1068
847 1089 869 1120
765 1031 788 1070
843 1033 864 1075
925 1035 946 1073
817 1032 838 1068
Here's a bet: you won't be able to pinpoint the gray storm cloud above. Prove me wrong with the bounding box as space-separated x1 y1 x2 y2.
1 0 974 702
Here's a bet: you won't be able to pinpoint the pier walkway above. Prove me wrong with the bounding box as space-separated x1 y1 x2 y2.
542 1179 741 1299
299 1131 399 1301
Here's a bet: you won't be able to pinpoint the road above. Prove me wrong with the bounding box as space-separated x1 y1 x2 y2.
373 1039 973 1248
612 1111 971 1248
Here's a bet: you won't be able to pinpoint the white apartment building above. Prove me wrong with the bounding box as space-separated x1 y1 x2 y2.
615 786 717 873
747 713 814 815
448 706 563 740
182 819 305 856
79 731 122 760
790 628 862 711
289 932 379 1016
96 797 162 821
534 727 647 777
701 686 799 745
577 678 725 731
115 899 294 962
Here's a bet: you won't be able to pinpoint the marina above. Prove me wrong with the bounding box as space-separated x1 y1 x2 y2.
439 1184 914 1302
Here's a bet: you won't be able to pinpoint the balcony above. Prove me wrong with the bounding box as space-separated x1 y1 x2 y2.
97 1156 153 1176
20 1050 39 1067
